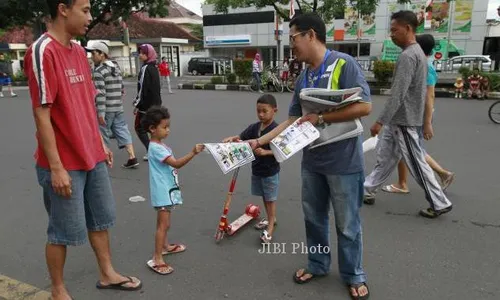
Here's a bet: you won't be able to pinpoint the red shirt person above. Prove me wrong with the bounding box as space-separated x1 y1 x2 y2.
24 0 142 299
158 56 173 94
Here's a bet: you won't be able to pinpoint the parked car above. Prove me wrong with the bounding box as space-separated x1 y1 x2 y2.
435 55 492 72
188 57 232 75
188 57 214 75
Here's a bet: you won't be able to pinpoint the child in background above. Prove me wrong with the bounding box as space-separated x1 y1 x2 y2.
223 94 280 243
142 106 204 275
454 77 464 99
158 57 173 94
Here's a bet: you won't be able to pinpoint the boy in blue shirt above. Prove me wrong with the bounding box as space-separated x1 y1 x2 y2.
223 94 280 243
142 106 204 275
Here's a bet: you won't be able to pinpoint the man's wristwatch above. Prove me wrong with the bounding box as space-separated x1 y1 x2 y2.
318 114 325 125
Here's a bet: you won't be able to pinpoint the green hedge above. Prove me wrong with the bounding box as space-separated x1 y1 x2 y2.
233 59 252 84
210 76 224 84
373 60 395 87
226 73 237 84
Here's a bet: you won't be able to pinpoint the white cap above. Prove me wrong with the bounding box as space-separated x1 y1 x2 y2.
85 41 109 56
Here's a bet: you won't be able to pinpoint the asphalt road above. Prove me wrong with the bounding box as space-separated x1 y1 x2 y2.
0 86 499 300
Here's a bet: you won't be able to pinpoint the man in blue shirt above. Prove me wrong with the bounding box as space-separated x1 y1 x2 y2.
250 13 372 299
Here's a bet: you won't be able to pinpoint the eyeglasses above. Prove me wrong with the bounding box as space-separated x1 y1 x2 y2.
289 31 308 44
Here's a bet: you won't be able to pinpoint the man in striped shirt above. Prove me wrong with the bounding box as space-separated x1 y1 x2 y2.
87 41 139 168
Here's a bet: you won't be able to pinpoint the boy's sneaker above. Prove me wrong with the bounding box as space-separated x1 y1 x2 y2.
260 230 272 243
143 153 148 161
254 218 277 230
0 93 4 98
11 93 17 97
122 158 139 169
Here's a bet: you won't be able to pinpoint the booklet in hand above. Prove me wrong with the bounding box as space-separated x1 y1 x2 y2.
299 87 365 149
270 119 320 163
204 142 255 174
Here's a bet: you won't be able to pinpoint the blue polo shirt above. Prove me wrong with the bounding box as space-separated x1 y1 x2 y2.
288 50 371 175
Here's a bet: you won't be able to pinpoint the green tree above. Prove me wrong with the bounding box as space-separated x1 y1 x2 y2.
0 0 170 41
183 23 203 51
205 0 413 22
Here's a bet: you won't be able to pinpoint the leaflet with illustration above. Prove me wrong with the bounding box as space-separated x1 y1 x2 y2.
270 120 320 163
204 142 255 174
299 87 365 149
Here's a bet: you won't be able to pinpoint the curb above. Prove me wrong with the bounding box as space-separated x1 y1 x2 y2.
178 83 251 92
177 83 500 99
0 274 51 300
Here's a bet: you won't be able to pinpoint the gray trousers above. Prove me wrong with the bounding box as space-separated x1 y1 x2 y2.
364 125 452 211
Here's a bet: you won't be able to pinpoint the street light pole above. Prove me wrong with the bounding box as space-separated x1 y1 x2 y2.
446 0 455 60
357 9 361 59
119 17 133 76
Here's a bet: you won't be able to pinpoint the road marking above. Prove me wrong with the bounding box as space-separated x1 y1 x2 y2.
0 274 50 300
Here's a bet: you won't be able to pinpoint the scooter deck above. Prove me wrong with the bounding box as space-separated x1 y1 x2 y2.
227 214 254 235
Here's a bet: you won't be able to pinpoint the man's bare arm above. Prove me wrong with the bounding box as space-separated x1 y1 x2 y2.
256 117 299 146
34 106 72 198
34 106 63 170
424 86 435 125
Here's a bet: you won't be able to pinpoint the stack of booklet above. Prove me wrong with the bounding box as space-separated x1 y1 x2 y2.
299 87 365 150
204 142 255 174
270 87 365 162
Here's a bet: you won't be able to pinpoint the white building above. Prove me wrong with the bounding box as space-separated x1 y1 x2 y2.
202 0 489 64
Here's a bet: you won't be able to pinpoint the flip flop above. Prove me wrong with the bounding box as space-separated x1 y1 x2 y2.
347 282 370 300
161 243 186 255
146 259 174 275
293 268 326 284
382 184 409 194
96 276 142 291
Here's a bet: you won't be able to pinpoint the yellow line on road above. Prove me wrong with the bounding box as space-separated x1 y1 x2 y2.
0 274 50 300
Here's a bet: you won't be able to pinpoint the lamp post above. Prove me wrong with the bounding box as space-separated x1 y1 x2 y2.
119 17 133 76
446 0 455 60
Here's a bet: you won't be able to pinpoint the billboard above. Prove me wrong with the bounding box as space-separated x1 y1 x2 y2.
342 4 376 40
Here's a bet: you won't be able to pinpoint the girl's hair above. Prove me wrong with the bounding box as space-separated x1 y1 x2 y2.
141 106 170 132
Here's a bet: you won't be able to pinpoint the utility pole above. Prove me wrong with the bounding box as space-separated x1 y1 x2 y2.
446 0 456 60
275 12 283 71
119 17 133 76
357 9 361 59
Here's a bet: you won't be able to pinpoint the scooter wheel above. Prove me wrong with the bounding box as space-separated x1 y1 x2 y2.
215 229 225 243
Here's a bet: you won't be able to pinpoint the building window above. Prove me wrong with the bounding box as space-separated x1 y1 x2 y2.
335 43 371 57
203 11 275 26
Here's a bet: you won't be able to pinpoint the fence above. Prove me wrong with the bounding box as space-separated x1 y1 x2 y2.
113 56 138 77
355 58 494 73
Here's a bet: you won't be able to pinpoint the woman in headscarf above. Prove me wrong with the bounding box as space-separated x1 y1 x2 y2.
133 44 162 160
252 53 263 93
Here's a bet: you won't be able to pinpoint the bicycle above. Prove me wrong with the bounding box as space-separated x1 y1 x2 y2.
286 72 299 92
249 66 284 93
488 100 500 124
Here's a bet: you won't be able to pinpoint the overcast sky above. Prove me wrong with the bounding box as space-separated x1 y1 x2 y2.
180 0 500 20
176 0 203 16
488 0 500 19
